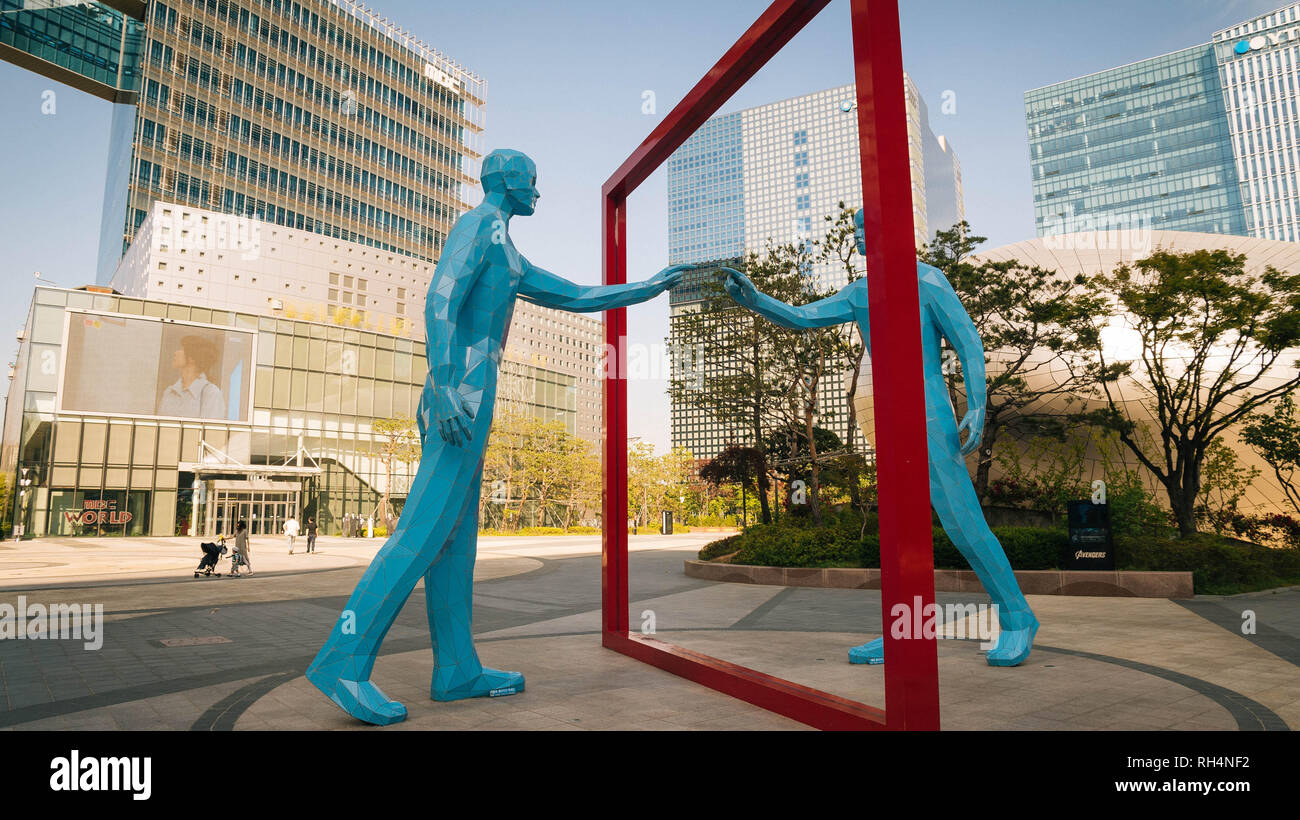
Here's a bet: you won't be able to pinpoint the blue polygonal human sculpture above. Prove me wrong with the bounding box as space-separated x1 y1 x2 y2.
723 209 1038 667
307 149 690 725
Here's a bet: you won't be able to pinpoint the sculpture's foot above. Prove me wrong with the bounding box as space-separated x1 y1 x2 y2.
306 667 407 726
848 637 884 665
431 668 525 702
985 611 1038 667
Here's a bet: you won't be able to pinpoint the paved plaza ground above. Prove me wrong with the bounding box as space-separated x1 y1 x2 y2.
0 533 1296 731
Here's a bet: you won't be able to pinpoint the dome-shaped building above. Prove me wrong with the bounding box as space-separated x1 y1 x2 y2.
852 230 1300 519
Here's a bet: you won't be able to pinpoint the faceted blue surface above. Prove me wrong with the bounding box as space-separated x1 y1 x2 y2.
307 150 689 725
723 208 1039 668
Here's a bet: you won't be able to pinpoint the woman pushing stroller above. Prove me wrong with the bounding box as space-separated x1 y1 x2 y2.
230 520 252 577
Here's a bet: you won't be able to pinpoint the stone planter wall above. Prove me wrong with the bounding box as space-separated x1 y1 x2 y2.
684 560 1193 598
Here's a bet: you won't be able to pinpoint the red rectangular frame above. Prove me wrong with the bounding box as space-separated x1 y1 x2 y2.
601 0 939 731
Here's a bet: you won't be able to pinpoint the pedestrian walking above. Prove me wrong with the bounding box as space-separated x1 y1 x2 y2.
233 520 252 576
285 514 300 554
306 516 318 553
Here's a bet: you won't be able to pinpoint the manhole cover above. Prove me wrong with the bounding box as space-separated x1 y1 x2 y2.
154 636 232 648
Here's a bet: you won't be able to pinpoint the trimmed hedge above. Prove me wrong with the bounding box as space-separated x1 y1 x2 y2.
479 525 602 536
702 516 1300 594
1115 533 1300 595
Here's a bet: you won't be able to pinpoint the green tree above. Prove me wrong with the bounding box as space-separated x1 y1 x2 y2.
920 221 1109 498
669 214 861 524
627 443 694 530
1086 249 1300 537
1195 438 1260 534
558 444 601 531
0 473 10 536
1242 391 1300 518
373 415 420 528
668 248 804 525
699 445 770 525
519 419 577 528
817 204 868 455
481 408 532 530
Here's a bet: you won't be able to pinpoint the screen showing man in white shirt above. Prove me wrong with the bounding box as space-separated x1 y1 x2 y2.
59 313 254 423
156 334 226 419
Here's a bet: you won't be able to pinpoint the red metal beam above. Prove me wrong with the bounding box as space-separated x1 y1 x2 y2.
850 0 940 731
601 194 629 637
601 0 831 200
608 634 887 730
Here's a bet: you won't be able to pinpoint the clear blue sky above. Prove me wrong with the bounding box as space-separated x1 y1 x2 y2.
0 0 1282 449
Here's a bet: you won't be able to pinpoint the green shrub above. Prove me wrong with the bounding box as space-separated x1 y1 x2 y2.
699 516 1300 594
728 523 860 568
692 515 738 527
478 525 601 536
992 527 1069 570
1117 533 1300 594
700 534 743 561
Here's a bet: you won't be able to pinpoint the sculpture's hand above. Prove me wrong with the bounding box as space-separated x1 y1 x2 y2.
956 405 984 457
646 264 694 295
432 385 475 447
721 267 758 306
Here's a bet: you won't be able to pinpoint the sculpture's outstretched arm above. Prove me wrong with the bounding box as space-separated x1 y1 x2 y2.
723 268 856 329
519 260 692 312
920 264 987 455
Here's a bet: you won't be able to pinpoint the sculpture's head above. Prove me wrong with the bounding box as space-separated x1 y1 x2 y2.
854 208 866 256
481 149 540 216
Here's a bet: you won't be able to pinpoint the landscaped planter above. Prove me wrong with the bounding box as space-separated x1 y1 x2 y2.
683 560 1193 598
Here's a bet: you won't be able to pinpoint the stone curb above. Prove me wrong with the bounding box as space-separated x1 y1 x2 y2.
684 560 1194 598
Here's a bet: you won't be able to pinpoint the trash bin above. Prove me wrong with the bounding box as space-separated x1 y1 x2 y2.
661 510 673 535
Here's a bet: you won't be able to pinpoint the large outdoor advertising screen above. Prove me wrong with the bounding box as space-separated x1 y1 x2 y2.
58 312 255 423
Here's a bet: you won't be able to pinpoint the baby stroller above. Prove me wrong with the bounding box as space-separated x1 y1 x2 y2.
194 537 228 578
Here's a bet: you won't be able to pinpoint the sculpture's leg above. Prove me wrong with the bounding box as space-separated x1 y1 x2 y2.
924 424 1037 666
851 392 1038 667
306 436 478 725
425 476 525 701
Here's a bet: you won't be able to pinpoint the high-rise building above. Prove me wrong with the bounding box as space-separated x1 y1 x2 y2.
1 284 431 538
89 0 486 282
1213 5 1300 241
502 299 603 445
110 200 432 337
1026 3 1300 242
666 81 964 462
108 201 605 442
1026 45 1246 238
0 2 609 539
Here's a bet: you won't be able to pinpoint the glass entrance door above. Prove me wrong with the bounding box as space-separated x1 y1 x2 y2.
201 484 301 537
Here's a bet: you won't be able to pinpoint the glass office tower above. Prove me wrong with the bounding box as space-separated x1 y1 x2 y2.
666 82 963 462
1026 44 1247 238
94 0 486 282
1214 3 1300 241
